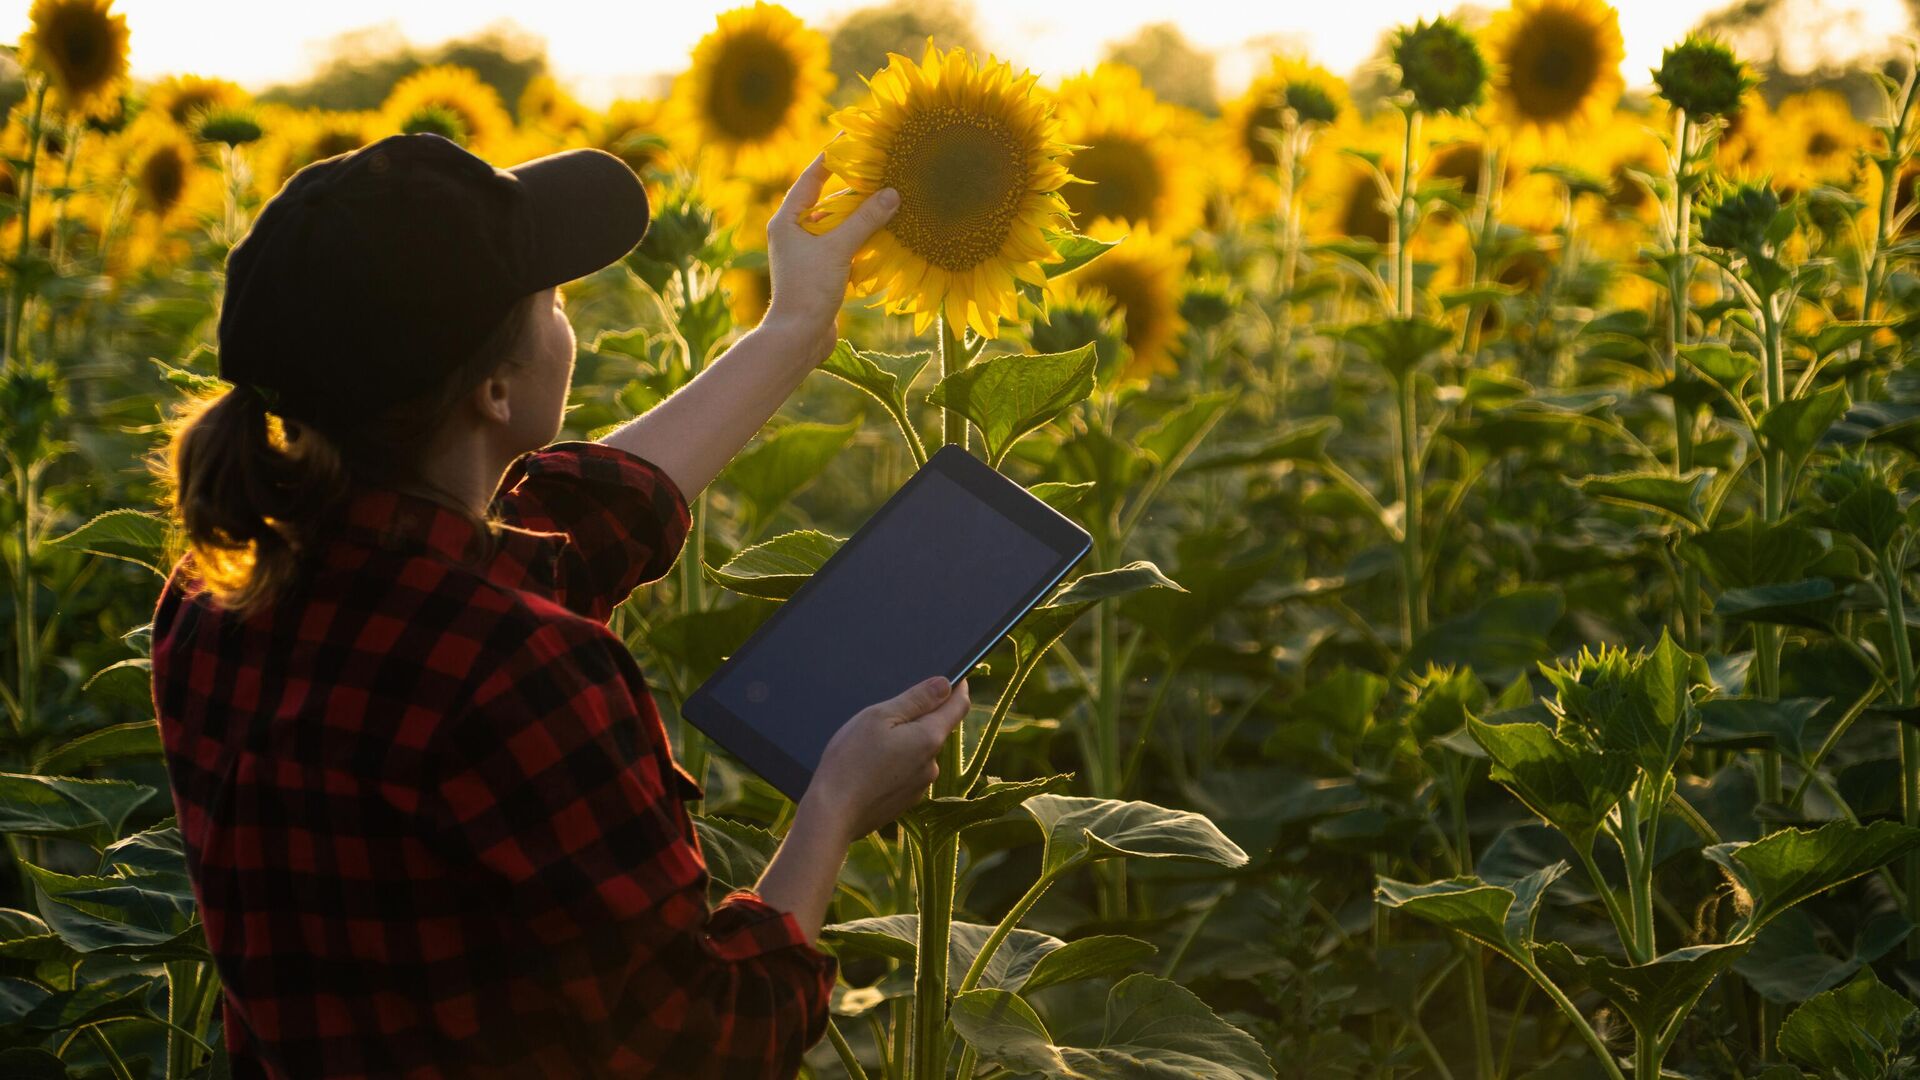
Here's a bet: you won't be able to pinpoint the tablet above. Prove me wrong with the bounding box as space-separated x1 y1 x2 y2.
682 444 1093 800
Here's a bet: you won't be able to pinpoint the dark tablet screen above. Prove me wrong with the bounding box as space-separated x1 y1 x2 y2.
689 449 1089 798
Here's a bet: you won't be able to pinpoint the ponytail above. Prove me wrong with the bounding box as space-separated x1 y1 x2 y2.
161 384 350 618
156 288 546 617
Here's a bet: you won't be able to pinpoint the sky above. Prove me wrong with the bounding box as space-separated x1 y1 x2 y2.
1 0 1913 108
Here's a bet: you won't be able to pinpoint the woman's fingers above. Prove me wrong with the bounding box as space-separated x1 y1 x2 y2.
776 151 832 225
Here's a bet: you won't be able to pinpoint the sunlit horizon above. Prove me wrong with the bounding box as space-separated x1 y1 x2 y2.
3 0 1914 109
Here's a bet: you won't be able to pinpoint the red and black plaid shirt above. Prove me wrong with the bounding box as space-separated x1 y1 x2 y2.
151 441 835 1079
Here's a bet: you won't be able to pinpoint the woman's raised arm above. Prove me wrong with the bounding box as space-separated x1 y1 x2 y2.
596 151 899 498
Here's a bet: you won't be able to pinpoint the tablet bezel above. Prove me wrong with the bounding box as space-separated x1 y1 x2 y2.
680 444 1093 801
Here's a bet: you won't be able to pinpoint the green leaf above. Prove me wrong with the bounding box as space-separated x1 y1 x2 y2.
820 340 934 412
952 974 1277 1080
1138 390 1236 471
691 814 780 901
1777 969 1917 1080
1808 321 1887 359
1019 934 1158 994
1028 480 1094 511
1331 317 1453 382
721 420 859 528
1374 861 1567 966
1021 794 1249 877
1693 697 1830 763
1576 470 1715 528
1468 716 1633 852
1190 417 1340 471
20 860 206 960
1706 820 1920 938
1678 343 1758 393
33 721 161 774
926 345 1097 468
42 509 172 575
1735 908 1912 1003
908 773 1074 841
1714 579 1840 631
706 530 842 601
1044 231 1123 278
1681 514 1826 589
1537 941 1751 1048
1757 382 1851 470
1591 628 1698 780
0 774 154 849
1405 586 1564 689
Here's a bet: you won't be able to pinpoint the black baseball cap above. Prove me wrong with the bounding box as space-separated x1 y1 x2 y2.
217 132 650 427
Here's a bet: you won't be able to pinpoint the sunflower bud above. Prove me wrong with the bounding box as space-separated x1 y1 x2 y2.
192 104 265 148
1390 17 1488 115
1283 80 1341 127
1178 276 1236 331
1024 285 1127 387
1699 181 1782 255
0 361 67 468
1652 36 1753 118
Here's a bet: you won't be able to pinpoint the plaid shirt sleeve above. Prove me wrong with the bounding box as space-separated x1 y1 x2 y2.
491 440 693 623
423 607 837 1077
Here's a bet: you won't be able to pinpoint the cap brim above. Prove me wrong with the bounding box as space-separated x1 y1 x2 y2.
508 147 650 291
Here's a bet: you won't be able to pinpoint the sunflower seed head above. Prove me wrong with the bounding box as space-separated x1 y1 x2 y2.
1652 35 1754 118
1390 17 1488 115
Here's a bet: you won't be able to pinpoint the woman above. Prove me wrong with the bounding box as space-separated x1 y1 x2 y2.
150 131 966 1078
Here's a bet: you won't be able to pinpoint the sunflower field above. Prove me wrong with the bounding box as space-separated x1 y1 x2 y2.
13 0 1920 1074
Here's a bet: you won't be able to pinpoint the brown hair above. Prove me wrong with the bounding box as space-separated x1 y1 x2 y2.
155 290 547 618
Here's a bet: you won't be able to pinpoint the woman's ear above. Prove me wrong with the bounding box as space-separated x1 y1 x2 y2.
468 369 513 428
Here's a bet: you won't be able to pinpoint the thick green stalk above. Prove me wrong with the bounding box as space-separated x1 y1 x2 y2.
910 315 971 1080
1447 762 1494 1080
1667 110 1702 650
4 80 49 371
1881 546 1920 951
11 463 36 737
1523 964 1628 1080
1395 372 1426 646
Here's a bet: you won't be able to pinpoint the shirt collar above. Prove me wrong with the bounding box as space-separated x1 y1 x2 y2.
334 485 568 591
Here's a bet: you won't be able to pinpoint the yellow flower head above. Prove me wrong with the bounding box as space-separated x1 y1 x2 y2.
148 74 249 131
1773 90 1866 192
669 2 834 174
1223 55 1348 171
19 0 130 121
1052 222 1189 382
703 136 817 249
1052 63 1204 241
594 98 673 176
379 65 512 151
518 74 593 135
1484 0 1625 136
805 41 1076 338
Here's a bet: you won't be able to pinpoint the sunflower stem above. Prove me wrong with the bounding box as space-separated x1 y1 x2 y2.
4 79 50 372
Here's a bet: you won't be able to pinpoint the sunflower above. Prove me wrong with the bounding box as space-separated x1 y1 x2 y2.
147 74 249 130
518 74 593 135
725 263 774 328
1483 0 1624 136
379 65 512 151
1773 90 1866 192
1052 222 1188 382
19 0 130 121
594 98 674 177
254 108 377 191
1052 63 1204 240
1222 55 1346 172
704 137 816 247
804 41 1075 338
1302 112 1400 244
669 2 834 175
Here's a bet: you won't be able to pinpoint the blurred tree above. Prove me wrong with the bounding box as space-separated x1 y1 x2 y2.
826 0 982 104
1104 22 1217 115
1698 0 1915 112
257 20 548 120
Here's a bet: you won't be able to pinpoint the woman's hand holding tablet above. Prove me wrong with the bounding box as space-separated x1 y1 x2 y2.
682 445 1093 802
